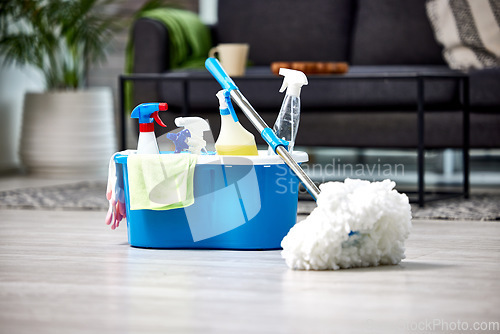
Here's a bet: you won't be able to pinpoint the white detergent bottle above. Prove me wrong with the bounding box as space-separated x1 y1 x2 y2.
269 68 308 155
131 103 168 154
215 89 258 156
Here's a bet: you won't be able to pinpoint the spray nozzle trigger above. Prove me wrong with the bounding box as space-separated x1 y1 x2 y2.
168 117 210 154
130 102 168 126
279 68 308 97
216 89 238 122
152 111 167 127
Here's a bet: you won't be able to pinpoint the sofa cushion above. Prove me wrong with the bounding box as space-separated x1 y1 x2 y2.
469 68 500 107
216 0 355 65
296 111 500 148
351 0 445 65
299 66 461 109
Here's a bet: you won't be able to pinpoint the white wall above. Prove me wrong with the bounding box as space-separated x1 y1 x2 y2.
199 0 218 25
0 61 44 172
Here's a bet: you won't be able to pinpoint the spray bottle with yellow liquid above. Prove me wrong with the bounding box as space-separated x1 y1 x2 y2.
215 89 258 156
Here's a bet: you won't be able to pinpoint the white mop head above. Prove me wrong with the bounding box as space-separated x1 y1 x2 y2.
281 179 412 270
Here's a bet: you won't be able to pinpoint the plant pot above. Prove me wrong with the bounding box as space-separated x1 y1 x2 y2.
20 88 117 178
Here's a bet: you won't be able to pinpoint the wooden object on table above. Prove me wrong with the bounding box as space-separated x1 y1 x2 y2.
271 61 349 75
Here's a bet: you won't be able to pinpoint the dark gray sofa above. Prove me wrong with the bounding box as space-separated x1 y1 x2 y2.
130 0 500 149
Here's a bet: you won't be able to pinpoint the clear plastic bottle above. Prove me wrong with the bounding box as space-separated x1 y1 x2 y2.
269 68 308 154
272 95 301 153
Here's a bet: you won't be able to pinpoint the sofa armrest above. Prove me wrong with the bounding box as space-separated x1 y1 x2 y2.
132 18 217 73
132 18 171 73
130 18 172 108
207 24 219 46
130 16 216 110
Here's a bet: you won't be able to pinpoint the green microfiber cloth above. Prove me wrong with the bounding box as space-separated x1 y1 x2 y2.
124 8 212 113
128 154 198 211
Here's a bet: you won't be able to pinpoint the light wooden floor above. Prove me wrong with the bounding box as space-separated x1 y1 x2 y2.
0 177 499 333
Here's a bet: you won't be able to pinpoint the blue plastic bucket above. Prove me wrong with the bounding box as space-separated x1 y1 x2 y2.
115 151 308 250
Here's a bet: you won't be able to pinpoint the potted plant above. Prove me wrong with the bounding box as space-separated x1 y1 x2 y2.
0 0 120 177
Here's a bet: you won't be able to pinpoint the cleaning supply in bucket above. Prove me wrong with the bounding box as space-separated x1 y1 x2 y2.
170 117 210 154
105 150 134 229
127 153 197 210
281 179 412 270
268 68 308 155
215 89 258 156
131 102 168 154
206 57 319 199
166 130 191 153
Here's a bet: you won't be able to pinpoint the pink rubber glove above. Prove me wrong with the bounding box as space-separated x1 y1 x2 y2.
105 198 126 230
105 152 129 229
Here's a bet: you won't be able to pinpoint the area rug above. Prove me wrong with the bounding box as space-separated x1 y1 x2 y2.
0 181 108 211
1 181 499 221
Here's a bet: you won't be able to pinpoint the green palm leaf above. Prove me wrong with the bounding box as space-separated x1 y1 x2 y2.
0 0 120 90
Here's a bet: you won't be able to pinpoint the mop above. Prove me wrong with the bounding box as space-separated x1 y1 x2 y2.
205 58 412 270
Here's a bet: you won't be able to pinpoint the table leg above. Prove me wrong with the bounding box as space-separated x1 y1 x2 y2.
417 77 425 207
461 77 470 199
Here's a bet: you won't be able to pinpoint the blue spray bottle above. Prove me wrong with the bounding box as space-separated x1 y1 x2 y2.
131 103 168 154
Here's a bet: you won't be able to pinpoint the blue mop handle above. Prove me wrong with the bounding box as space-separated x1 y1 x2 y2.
205 58 239 91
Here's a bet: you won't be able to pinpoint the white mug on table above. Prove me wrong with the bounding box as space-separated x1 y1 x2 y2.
209 43 249 76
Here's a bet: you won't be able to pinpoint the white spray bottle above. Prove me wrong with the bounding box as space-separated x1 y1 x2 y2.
131 103 168 154
269 68 308 155
215 89 258 156
174 117 210 154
